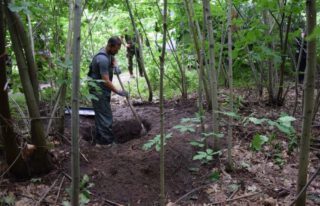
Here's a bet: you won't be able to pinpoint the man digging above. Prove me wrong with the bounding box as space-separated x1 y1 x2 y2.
88 36 128 145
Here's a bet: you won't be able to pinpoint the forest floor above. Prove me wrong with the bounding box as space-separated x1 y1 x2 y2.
1 83 320 206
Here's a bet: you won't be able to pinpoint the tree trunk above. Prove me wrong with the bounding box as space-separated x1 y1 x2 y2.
202 0 220 150
155 2 188 100
183 0 211 110
159 0 168 204
227 0 233 168
71 0 82 205
125 0 153 102
59 0 74 135
23 0 35 58
195 22 206 138
5 0 52 175
136 17 182 95
0 0 28 178
276 12 292 104
296 0 317 205
8 6 39 104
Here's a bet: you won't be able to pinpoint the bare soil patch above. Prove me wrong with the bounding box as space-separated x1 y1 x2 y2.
1 89 320 206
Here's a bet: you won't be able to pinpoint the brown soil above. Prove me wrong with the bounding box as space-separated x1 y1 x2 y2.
72 98 212 205
1 88 320 206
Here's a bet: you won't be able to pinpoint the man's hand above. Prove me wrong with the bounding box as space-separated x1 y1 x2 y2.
117 90 129 97
114 66 121 75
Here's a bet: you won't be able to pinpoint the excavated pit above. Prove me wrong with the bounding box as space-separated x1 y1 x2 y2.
81 118 151 144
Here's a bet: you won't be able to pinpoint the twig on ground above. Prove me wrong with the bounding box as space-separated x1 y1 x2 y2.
91 193 124 206
289 167 320 206
35 175 60 206
228 188 240 200
211 192 262 205
174 184 211 204
55 175 65 204
57 132 89 162
104 199 125 206
62 172 72 181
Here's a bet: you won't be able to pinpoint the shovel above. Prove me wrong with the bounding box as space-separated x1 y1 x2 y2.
115 69 147 135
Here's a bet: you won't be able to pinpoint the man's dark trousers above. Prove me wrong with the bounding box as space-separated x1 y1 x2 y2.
91 90 114 144
127 48 144 76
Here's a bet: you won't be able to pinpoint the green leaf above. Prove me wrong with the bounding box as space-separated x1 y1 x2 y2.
82 190 91 199
278 115 296 124
8 3 24 12
193 153 205 160
188 167 199 172
79 193 90 204
206 149 213 154
202 132 224 138
1 194 15 205
275 124 292 135
306 26 320 41
30 178 42 183
190 141 204 148
249 117 267 125
62 201 71 206
209 170 220 182
251 134 269 151
142 133 172 152
219 111 240 120
8 2 32 16
228 184 239 191
267 120 277 126
173 125 195 133
181 117 200 123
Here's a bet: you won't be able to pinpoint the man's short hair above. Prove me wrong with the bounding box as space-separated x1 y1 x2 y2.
108 36 122 46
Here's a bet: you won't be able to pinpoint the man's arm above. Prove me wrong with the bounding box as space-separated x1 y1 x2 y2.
101 73 120 94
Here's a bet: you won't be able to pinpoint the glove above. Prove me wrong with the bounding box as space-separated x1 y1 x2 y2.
117 90 129 97
114 66 121 75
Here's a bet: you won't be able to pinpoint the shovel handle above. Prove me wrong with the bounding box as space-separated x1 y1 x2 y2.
116 73 146 132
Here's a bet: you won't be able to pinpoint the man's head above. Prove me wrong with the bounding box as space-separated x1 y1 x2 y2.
106 36 122 55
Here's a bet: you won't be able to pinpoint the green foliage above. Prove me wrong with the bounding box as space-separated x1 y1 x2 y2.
0 193 15 206
190 132 223 150
247 113 296 136
273 143 286 166
193 149 221 164
190 138 205 148
251 134 269 151
173 125 195 133
174 115 202 133
202 132 224 139
30 177 42 183
247 113 297 152
63 174 94 206
142 133 172 152
218 111 241 120
209 170 220 182
181 117 201 123
8 2 32 15
8 93 27 120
